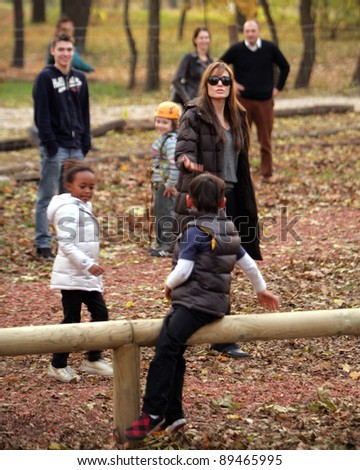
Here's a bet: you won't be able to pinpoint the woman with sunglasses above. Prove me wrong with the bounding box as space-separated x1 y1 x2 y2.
174 61 261 359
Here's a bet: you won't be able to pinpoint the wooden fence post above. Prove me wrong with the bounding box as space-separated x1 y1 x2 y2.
113 344 140 444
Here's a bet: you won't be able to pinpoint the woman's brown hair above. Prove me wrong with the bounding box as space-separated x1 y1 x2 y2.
197 61 250 153
192 26 211 47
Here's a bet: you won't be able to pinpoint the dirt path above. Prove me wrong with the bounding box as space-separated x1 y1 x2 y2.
1 95 359 130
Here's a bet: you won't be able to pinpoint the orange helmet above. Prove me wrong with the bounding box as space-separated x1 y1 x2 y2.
155 101 180 120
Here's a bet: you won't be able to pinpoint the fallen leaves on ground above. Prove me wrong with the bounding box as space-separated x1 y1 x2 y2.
0 112 359 450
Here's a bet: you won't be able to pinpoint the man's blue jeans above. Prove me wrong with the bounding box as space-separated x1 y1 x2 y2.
35 146 84 249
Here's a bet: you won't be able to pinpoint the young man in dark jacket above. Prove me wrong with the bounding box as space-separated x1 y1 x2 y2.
220 20 290 179
125 173 279 440
33 33 91 259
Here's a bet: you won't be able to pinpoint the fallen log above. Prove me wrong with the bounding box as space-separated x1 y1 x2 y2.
275 104 354 117
274 124 360 140
15 172 40 183
0 138 33 151
275 140 360 148
0 163 38 175
124 118 153 130
0 151 149 176
91 119 126 137
0 120 155 152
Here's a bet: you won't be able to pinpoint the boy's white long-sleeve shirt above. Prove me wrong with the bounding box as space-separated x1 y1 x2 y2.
166 252 266 294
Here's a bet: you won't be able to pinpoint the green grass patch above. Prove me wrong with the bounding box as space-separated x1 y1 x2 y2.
0 78 168 108
0 81 33 107
1 3 359 107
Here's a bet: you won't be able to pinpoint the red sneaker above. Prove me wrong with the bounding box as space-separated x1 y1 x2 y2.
125 413 165 440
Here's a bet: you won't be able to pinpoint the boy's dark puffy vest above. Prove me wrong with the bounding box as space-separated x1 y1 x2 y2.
171 213 240 317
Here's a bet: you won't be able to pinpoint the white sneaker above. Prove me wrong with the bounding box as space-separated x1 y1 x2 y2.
80 359 113 376
164 418 186 433
48 365 81 383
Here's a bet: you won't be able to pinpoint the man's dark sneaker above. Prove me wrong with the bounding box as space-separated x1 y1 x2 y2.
211 343 250 359
125 413 165 441
36 247 55 260
160 417 186 433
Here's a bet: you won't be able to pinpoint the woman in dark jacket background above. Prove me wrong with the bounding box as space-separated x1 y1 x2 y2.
170 26 213 106
175 61 261 358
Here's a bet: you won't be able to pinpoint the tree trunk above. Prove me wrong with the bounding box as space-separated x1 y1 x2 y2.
145 0 160 91
235 5 246 32
259 0 278 46
124 0 138 89
203 0 208 27
352 54 360 86
31 0 46 23
295 0 316 89
61 0 92 53
178 0 190 40
258 0 280 85
228 24 238 45
12 0 24 68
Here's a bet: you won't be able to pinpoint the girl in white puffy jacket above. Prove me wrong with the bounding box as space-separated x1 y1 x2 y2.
46 160 113 383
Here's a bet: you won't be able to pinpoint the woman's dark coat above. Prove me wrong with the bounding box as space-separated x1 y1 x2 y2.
171 53 213 105
175 102 262 260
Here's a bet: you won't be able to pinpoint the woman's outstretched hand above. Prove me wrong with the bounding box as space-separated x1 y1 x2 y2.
181 155 204 173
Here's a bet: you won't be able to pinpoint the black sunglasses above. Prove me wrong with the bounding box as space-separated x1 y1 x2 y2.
207 76 232 86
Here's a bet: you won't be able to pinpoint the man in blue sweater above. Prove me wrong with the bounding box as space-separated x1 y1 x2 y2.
220 20 290 179
33 34 91 259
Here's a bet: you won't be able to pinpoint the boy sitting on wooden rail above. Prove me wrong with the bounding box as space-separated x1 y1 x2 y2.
125 173 279 440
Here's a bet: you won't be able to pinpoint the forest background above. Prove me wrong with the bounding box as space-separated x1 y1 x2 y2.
1 0 360 107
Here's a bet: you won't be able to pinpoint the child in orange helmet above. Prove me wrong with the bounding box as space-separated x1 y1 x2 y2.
149 101 180 257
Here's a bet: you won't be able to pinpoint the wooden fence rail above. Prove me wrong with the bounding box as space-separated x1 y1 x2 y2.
1 308 359 443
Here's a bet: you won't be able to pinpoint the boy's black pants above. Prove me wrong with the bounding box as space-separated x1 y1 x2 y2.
51 290 108 369
142 304 215 421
